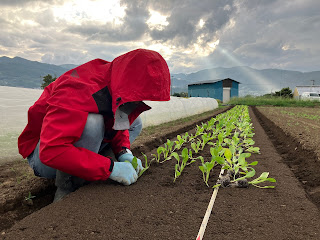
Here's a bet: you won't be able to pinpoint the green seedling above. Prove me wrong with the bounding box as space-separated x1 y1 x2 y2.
217 132 226 146
210 147 225 165
242 138 255 147
25 191 36 206
201 123 208 131
130 157 138 169
198 156 215 187
223 148 234 169
195 125 205 136
191 140 201 154
172 152 181 181
188 133 196 142
186 149 197 165
246 147 260 154
127 155 150 177
231 169 256 182
200 133 213 150
152 146 165 162
182 132 189 142
223 138 231 146
248 172 276 188
152 144 171 163
232 134 240 146
174 135 185 151
138 153 151 177
165 139 175 153
155 139 176 163
25 191 36 201
173 148 196 182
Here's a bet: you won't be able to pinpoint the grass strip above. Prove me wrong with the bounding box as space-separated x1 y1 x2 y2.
229 96 320 107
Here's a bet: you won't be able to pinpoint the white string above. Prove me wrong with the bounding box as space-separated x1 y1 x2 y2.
195 167 225 240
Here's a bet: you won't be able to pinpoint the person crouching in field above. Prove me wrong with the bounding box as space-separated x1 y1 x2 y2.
18 49 171 202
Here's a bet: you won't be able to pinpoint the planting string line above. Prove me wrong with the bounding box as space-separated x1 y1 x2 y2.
196 167 225 240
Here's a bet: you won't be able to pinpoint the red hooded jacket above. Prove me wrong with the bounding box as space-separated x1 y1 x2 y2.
18 49 170 181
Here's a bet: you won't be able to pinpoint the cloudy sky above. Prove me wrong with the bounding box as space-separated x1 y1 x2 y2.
0 0 319 73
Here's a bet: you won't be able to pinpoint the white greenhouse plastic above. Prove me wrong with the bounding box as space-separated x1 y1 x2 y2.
0 86 43 164
141 96 218 127
0 86 218 163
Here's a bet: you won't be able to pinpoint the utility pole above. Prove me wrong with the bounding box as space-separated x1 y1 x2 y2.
279 70 282 97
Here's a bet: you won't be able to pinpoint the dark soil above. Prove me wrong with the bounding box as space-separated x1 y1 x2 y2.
256 106 320 159
253 106 320 209
0 162 55 232
2 106 320 240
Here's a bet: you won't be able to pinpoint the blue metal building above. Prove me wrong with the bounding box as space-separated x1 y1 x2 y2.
188 78 240 103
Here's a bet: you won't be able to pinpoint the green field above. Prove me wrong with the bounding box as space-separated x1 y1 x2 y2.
229 96 320 107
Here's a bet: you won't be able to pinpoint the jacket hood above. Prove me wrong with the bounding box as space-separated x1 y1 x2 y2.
109 49 171 116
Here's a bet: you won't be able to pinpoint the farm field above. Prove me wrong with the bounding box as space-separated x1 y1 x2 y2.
255 106 320 210
256 106 320 159
1 106 320 239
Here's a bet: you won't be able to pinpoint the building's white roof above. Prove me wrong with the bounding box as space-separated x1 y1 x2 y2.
295 86 320 94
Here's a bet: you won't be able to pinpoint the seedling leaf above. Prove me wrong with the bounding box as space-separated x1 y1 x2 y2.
224 148 232 160
131 157 138 170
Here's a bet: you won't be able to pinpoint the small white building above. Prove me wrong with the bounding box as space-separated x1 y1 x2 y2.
293 86 320 99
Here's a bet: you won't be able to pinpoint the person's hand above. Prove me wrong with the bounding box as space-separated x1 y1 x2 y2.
109 162 138 185
118 152 143 174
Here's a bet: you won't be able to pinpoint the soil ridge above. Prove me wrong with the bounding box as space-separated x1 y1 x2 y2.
252 106 320 209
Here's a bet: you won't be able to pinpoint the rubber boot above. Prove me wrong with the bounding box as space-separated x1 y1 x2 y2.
53 170 87 202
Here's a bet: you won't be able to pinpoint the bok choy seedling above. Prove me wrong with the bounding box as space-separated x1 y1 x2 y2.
198 156 215 187
200 133 213 150
191 140 201 154
127 154 154 177
174 135 185 151
173 148 196 182
248 172 276 188
152 146 164 163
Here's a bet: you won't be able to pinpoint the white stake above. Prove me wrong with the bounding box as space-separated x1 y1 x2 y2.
196 168 224 240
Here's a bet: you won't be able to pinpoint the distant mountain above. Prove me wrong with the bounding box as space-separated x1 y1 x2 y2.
59 64 78 70
0 57 76 88
0 56 319 95
171 66 320 96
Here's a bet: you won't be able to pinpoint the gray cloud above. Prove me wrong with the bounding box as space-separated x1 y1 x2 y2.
0 17 9 25
0 0 63 6
143 0 236 48
65 0 236 47
205 0 320 72
0 0 37 6
38 41 135 65
66 1 150 42
41 52 89 65
34 9 56 27
0 0 320 73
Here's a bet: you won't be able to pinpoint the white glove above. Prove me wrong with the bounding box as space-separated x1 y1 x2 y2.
109 162 138 185
118 151 143 174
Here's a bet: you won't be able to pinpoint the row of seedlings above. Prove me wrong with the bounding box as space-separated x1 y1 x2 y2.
132 106 275 188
